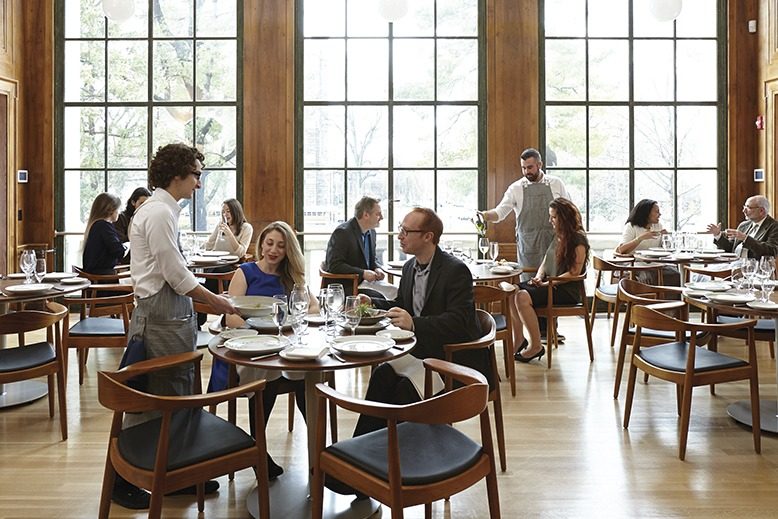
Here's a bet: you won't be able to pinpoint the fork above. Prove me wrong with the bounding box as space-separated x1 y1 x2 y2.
328 351 347 363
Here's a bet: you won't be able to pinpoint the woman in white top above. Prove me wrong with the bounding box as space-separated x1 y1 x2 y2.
203 198 253 257
615 199 678 284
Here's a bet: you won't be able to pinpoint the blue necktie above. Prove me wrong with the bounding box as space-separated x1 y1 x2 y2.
362 232 371 267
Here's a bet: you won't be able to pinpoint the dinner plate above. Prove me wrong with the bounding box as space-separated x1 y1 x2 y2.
60 277 89 285
672 253 695 260
221 255 240 262
189 256 221 264
218 328 259 341
649 247 672 252
358 309 388 325
683 289 710 298
4 283 54 295
223 335 289 356
685 281 733 292
6 272 27 279
353 319 391 333
43 272 78 281
331 336 395 356
707 293 756 304
746 300 778 310
376 329 415 341
231 295 277 317
279 345 329 361
201 250 229 257
245 316 293 333
694 252 721 260
639 250 672 258
489 266 514 274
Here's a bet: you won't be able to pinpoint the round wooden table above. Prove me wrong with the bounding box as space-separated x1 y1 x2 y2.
209 324 415 519
683 290 778 432
0 277 90 408
385 260 520 283
630 250 733 285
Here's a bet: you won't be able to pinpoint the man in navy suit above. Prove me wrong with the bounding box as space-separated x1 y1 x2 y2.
324 196 395 297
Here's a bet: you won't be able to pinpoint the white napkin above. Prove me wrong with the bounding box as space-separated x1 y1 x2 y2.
386 354 444 397
282 345 329 360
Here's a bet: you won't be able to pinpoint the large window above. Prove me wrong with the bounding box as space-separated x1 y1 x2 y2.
542 0 722 234
58 0 240 267
297 0 484 269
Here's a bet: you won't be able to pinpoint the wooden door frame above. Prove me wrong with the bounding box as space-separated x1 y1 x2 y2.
0 76 17 272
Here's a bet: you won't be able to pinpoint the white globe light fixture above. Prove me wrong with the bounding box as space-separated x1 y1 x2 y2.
378 0 408 24
648 0 683 22
102 0 135 24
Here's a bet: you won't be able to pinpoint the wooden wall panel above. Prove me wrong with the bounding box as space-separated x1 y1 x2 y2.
486 0 539 257
242 0 295 237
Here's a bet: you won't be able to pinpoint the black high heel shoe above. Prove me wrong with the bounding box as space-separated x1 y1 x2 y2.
515 346 545 363
516 338 528 353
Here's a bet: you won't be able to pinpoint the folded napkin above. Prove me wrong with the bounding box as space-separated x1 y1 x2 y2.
282 345 329 360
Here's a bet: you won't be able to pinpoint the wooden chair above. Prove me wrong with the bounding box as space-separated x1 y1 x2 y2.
311 358 500 519
72 265 131 283
473 283 517 397
62 284 133 385
0 302 68 440
589 256 664 348
319 264 359 296
623 304 761 460
96 351 270 518
526 270 593 369
444 309 506 471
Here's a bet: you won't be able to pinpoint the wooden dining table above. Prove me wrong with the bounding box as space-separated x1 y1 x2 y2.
209 322 415 519
384 259 521 284
683 289 778 432
622 249 735 285
0 276 90 408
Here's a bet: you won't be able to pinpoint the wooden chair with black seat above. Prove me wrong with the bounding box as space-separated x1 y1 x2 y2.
319 263 359 296
613 278 699 399
590 255 664 348
62 283 134 385
522 267 593 369
473 283 517 397
444 308 506 471
623 303 761 460
96 351 270 518
311 358 500 519
72 265 132 284
0 301 68 440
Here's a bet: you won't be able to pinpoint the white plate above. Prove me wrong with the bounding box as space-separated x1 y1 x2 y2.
189 256 221 264
489 266 514 274
376 329 415 341
43 272 78 281
223 335 289 356
279 345 329 361
648 247 671 252
353 319 391 333
201 250 230 257
639 250 672 258
707 293 756 304
747 300 778 310
683 289 710 298
673 253 695 260
245 316 293 332
231 295 277 317
4 283 54 295
60 277 89 285
331 336 395 356
694 253 721 259
6 273 27 279
222 255 240 262
218 328 259 341
685 281 733 292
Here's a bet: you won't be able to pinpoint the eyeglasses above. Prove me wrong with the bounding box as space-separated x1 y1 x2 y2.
397 225 426 237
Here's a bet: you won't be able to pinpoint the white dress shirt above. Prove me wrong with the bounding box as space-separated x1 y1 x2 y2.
129 188 200 299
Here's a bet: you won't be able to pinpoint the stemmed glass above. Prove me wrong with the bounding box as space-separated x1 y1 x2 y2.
343 296 361 336
478 237 490 261
761 272 776 303
489 241 499 265
317 288 331 331
19 250 36 284
271 299 288 339
741 258 758 292
33 256 47 283
759 256 775 302
289 284 309 344
328 284 345 333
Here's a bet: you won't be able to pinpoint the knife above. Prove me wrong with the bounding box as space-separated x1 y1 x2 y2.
250 352 279 361
329 351 347 363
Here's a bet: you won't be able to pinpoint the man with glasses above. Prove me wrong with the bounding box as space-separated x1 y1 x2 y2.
324 196 396 298
707 195 778 259
112 143 236 510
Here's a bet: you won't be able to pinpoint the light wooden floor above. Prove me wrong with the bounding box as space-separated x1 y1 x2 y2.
3 314 778 518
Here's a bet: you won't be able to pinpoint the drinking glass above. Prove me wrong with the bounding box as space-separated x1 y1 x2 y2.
290 284 309 315
741 258 758 292
19 250 36 284
328 284 345 331
272 301 287 339
290 311 307 344
343 296 361 335
317 288 331 330
761 272 775 303
34 257 47 283
731 270 745 294
489 241 499 264
478 237 490 260
661 234 673 251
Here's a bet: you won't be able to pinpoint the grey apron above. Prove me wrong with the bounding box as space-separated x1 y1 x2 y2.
127 283 196 399
517 181 555 282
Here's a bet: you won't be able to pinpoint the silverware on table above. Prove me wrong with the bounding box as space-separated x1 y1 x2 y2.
250 352 279 361
329 351 347 363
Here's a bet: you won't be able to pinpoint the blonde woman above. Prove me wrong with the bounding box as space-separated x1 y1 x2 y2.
82 192 125 274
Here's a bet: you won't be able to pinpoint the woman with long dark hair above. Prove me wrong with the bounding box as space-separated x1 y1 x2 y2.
114 187 151 243
615 198 665 255
513 198 590 363
82 192 126 275
203 198 253 257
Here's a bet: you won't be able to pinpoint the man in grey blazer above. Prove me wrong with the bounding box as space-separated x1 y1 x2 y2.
707 195 778 259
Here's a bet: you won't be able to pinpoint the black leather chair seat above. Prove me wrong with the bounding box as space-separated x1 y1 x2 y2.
118 408 255 471
0 342 55 373
492 313 506 331
596 283 618 297
326 422 483 486
69 317 126 336
627 327 707 340
716 315 776 332
638 341 748 373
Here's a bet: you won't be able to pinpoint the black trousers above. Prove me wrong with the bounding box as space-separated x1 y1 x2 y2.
248 377 305 438
353 363 421 437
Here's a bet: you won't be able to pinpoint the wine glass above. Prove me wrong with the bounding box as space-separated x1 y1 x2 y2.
290 284 309 315
489 241 499 264
478 237 490 260
761 272 775 303
328 284 345 332
343 296 361 335
317 288 330 329
741 258 757 292
19 250 36 284
290 311 307 345
272 301 287 339
661 234 673 251
33 257 47 283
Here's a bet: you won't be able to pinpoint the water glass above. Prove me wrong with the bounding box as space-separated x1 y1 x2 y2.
328 284 345 331
761 273 775 303
272 301 287 339
317 288 331 329
489 241 499 264
34 258 47 283
343 296 361 335
19 250 36 284
290 312 307 344
661 234 673 251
